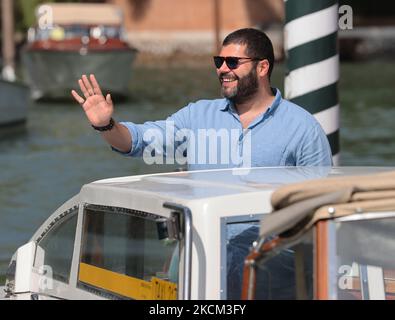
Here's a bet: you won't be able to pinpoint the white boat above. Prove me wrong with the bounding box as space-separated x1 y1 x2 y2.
2 166 395 300
1 0 29 129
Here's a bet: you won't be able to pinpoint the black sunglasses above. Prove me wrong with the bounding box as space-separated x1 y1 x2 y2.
213 56 263 70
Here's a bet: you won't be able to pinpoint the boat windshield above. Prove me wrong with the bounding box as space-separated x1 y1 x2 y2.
78 206 179 300
36 208 79 284
246 229 314 300
330 216 395 300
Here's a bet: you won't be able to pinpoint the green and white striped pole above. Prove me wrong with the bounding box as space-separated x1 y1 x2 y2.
284 0 340 165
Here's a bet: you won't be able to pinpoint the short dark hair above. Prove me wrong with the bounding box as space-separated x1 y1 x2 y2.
223 28 275 79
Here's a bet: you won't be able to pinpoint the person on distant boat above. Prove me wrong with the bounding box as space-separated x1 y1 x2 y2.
72 28 332 170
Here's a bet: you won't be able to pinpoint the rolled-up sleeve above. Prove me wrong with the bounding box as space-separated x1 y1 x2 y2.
296 123 333 166
112 103 191 158
111 121 142 156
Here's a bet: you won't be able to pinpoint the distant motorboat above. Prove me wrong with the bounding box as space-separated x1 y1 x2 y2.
22 3 138 100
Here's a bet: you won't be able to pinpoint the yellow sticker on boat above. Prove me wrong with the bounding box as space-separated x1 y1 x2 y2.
151 277 178 300
79 263 177 300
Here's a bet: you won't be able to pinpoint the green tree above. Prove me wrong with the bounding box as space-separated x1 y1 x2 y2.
15 0 97 33
16 0 53 32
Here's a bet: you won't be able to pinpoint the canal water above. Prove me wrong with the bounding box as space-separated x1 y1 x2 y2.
0 61 394 279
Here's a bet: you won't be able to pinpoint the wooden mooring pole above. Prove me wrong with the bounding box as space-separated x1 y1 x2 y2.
1 0 16 81
213 0 222 54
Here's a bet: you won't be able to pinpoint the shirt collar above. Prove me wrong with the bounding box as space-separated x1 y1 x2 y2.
266 87 282 115
220 88 283 115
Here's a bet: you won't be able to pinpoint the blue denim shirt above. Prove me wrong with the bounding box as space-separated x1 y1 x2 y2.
115 88 332 170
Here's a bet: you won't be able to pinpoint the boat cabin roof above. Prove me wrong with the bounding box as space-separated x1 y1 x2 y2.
36 3 124 26
79 167 393 210
29 166 395 245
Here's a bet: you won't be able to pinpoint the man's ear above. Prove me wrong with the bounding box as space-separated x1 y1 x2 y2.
258 59 270 78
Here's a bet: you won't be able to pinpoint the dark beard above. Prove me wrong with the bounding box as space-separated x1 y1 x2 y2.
222 67 259 105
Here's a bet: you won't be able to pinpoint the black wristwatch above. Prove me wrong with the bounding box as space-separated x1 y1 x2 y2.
91 118 115 132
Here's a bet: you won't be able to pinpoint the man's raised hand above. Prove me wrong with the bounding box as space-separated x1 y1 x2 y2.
71 74 114 127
